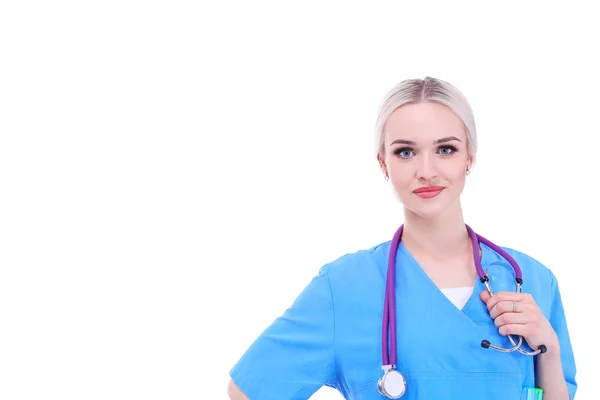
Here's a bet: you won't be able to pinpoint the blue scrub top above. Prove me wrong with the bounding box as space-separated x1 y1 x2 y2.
229 239 577 399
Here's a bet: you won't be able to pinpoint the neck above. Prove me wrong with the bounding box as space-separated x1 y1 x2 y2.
401 202 471 258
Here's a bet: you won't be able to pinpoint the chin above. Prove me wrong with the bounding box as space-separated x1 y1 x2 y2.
412 208 447 220
398 189 462 220
404 199 454 220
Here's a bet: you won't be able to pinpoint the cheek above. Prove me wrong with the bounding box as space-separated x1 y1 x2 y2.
450 169 467 183
388 165 414 188
391 177 413 193
389 175 417 203
445 159 469 181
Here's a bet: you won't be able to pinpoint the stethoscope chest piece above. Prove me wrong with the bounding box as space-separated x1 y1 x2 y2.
377 367 407 399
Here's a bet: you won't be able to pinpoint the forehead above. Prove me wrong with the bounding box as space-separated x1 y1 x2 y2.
383 102 467 142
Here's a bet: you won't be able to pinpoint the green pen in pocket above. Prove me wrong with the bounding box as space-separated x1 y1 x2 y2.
521 387 543 399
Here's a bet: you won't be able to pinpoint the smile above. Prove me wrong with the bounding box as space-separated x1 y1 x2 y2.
413 186 445 199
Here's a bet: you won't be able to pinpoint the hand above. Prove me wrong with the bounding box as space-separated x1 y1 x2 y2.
479 290 560 355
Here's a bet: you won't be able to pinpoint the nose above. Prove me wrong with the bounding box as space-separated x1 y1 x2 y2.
417 153 438 181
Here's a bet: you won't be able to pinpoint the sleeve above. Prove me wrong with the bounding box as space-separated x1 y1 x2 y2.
229 267 337 399
544 272 578 399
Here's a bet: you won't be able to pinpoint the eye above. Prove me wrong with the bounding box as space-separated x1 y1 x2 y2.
438 145 457 156
393 147 414 159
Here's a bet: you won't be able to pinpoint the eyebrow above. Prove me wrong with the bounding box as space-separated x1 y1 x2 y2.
389 136 462 146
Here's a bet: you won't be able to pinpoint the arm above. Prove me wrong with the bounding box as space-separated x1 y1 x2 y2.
226 268 337 399
535 273 577 399
481 271 577 399
227 379 249 400
535 346 570 400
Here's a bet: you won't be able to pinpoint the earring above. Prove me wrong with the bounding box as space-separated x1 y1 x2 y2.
466 166 471 176
384 174 389 181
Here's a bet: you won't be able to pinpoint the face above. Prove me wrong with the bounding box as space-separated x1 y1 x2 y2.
378 102 473 219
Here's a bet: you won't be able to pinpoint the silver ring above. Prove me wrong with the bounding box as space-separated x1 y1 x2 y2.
512 301 518 313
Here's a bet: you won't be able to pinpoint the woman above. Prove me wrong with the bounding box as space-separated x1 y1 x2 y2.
227 77 577 399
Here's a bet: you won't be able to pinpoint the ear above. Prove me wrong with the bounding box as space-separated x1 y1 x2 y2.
466 154 476 172
468 154 476 168
377 153 388 178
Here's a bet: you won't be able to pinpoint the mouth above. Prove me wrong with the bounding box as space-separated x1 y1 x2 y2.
413 186 445 199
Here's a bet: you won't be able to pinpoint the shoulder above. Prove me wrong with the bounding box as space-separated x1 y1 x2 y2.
318 240 390 279
497 246 558 285
488 245 561 314
313 240 391 303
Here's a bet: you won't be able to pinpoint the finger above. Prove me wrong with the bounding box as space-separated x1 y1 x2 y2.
479 290 491 304
484 291 534 311
493 311 531 328
498 323 535 337
490 301 532 319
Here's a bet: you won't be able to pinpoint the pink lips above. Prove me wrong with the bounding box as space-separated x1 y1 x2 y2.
413 186 445 199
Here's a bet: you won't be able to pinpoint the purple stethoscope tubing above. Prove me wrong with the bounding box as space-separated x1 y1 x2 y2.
381 224 546 369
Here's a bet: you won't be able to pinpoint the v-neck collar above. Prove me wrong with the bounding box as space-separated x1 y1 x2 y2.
397 241 496 314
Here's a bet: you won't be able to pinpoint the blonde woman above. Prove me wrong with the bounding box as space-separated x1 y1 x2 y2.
227 77 577 400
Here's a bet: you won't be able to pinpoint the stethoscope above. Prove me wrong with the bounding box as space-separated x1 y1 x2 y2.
377 224 548 399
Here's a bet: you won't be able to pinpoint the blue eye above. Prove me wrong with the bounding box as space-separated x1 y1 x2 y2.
394 148 414 159
438 146 456 155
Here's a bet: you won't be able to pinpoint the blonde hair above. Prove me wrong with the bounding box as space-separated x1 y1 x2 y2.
375 77 477 158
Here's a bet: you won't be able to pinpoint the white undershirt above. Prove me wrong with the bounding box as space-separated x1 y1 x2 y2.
440 286 474 310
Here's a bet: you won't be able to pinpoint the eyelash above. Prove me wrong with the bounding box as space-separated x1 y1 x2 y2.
393 145 458 159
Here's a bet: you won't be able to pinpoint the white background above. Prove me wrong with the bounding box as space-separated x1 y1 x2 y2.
1 1 598 399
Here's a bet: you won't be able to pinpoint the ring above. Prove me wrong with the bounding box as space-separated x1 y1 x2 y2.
512 301 518 312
